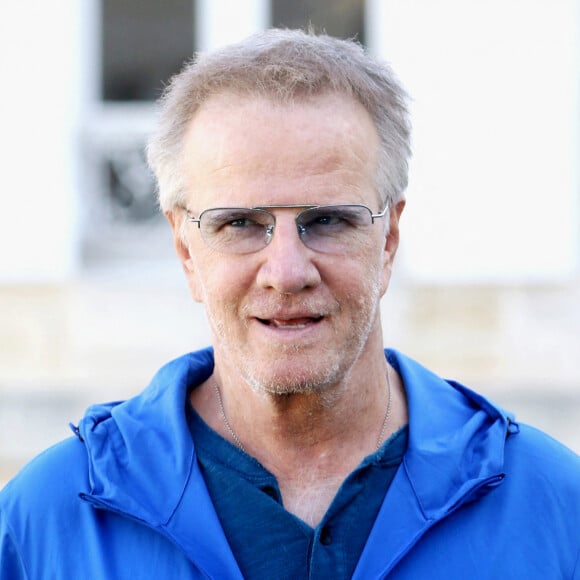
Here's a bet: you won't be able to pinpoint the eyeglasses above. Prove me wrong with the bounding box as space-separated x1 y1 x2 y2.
184 203 389 255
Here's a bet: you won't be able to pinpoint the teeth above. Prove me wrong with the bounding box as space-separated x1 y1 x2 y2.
257 316 323 328
268 317 317 328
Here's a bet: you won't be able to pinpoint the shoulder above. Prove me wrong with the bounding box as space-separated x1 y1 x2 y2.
0 436 92 577
505 421 580 488
492 421 580 553
1 435 89 522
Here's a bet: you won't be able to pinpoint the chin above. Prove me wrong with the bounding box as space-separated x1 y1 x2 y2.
241 359 343 398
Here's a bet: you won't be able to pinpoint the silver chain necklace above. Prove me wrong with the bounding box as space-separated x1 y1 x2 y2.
213 379 247 452
213 366 393 453
376 366 393 449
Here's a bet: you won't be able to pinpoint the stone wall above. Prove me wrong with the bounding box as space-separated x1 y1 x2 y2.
1 275 579 486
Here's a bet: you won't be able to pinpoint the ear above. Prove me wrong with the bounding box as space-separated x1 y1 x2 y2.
381 199 405 294
165 209 204 303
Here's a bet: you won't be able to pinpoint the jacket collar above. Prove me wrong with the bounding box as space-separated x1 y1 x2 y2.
353 350 512 578
78 348 512 577
78 347 243 578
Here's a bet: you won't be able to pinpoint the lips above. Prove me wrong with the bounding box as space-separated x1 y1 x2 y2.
257 316 323 328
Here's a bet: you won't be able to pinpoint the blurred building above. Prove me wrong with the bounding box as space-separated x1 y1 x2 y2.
1 0 579 483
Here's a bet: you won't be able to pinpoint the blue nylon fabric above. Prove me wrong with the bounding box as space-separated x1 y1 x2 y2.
1 348 579 578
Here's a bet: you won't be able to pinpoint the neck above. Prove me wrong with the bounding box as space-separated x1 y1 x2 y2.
192 348 406 466
190 351 408 526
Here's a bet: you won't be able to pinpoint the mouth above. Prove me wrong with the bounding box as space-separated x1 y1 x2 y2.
256 316 324 329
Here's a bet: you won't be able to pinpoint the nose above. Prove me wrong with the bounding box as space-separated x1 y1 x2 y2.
255 216 321 294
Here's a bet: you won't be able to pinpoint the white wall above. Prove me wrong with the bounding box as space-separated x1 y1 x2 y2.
0 2 97 282
196 0 270 50
368 0 579 283
2 1 577 285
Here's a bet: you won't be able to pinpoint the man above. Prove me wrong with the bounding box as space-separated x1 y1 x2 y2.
1 29 579 579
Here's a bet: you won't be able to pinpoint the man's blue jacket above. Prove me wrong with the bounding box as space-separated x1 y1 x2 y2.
1 349 579 578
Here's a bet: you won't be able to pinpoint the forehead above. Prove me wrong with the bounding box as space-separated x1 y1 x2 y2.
181 92 381 207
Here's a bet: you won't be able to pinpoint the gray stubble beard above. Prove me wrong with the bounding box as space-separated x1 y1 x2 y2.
203 258 384 404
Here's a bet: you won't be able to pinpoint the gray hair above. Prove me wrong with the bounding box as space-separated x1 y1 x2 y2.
147 28 411 213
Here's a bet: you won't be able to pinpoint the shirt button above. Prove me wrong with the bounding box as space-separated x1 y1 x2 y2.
320 526 332 545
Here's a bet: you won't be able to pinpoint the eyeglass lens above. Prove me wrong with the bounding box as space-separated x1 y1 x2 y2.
198 205 377 254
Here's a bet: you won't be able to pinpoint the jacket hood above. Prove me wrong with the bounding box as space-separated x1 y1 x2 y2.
77 348 245 577
78 348 214 524
352 352 515 579
390 351 513 516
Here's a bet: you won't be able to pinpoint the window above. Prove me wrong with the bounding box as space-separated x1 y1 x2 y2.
101 0 195 101
271 0 365 43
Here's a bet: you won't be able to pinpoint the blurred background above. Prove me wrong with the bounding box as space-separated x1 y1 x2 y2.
1 0 578 486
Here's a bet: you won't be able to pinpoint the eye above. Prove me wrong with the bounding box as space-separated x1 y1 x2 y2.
311 214 342 226
201 209 274 241
205 210 262 231
228 217 257 228
301 206 367 231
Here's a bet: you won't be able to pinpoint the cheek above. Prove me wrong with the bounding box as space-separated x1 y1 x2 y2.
337 256 383 308
183 260 205 303
185 248 251 304
202 292 253 351
191 258 254 319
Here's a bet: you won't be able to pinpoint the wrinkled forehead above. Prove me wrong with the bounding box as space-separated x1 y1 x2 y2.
181 91 381 165
187 89 375 133
180 92 383 209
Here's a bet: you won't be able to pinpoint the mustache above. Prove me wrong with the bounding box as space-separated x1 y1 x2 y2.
240 295 339 319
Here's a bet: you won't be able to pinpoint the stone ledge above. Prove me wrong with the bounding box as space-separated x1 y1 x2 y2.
2 389 579 489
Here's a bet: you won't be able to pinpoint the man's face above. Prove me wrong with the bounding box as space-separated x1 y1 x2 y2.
169 93 403 395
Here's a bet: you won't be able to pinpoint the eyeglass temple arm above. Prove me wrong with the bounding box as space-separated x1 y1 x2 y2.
370 202 390 223
184 208 202 227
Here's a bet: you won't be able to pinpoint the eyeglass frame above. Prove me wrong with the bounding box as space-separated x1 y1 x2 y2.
181 202 390 254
